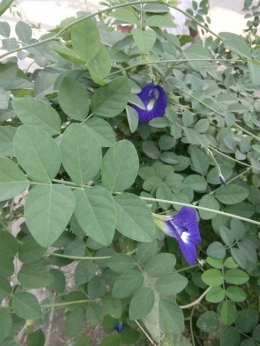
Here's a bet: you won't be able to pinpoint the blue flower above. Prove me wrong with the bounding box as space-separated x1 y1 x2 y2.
153 207 201 265
114 321 124 333
132 83 167 122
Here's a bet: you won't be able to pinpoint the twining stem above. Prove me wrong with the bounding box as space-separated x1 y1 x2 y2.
41 299 100 310
179 286 212 309
0 0 228 61
45 293 56 346
140 195 260 226
135 320 158 346
47 248 137 260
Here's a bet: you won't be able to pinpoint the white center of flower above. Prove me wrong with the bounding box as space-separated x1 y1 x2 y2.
181 231 189 243
147 99 155 111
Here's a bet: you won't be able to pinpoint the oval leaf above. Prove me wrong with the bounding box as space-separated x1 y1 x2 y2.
102 140 139 192
24 184 75 247
14 125 61 183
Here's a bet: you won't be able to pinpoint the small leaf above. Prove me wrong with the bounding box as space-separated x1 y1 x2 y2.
59 77 89 121
85 118 116 147
145 253 176 277
220 300 237 326
0 0 13 16
224 269 249 285
225 286 247 302
155 273 188 295
112 270 144 298
206 241 226 259
205 286 225 303
12 98 61 135
88 43 111 81
215 184 249 205
14 125 61 183
71 18 100 61
132 29 156 52
25 184 75 247
0 308 12 342
0 156 28 202
129 287 155 320
102 140 139 192
113 193 155 242
219 32 251 58
201 269 224 286
74 186 116 246
60 123 102 186
196 311 220 333
91 77 131 117
159 299 184 334
107 253 136 273
64 309 84 338
0 277 11 300
11 292 43 320
17 261 53 289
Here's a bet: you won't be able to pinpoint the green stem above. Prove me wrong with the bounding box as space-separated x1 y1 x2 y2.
208 146 254 169
0 0 160 60
179 286 212 309
176 264 200 273
47 248 137 260
233 123 260 141
41 299 100 309
140 196 260 226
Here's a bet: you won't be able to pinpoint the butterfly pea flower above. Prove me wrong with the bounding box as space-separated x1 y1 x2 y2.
153 207 201 266
132 83 167 122
114 321 124 333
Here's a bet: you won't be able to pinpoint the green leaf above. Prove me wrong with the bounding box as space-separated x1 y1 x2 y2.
126 105 139 133
205 286 225 303
64 309 84 338
0 61 17 89
0 308 12 342
145 253 176 277
52 44 86 64
28 329 45 346
15 21 32 43
226 286 246 302
215 184 249 205
142 293 160 342
132 29 156 52
220 300 237 325
196 311 220 333
14 125 61 183
24 184 75 247
100 335 120 346
102 140 139 192
206 241 226 259
60 123 102 186
107 253 136 273
73 186 116 246
113 193 155 242
102 294 122 319
17 261 53 288
18 239 46 264
48 268 65 293
201 269 224 286
85 302 103 325
112 270 144 298
190 146 209 175
199 195 220 220
183 174 207 192
0 156 28 202
74 260 96 286
85 118 116 147
156 183 173 210
0 277 11 300
12 98 61 135
206 257 223 269
136 241 158 264
253 324 260 342
88 43 111 81
71 18 100 61
219 32 251 59
91 77 131 117
112 7 139 24
224 257 238 269
0 21 10 38
0 230 19 259
159 299 184 334
0 126 16 156
59 77 90 121
155 273 188 295
0 253 14 277
224 269 249 285
129 287 155 320
11 292 43 320
220 326 240 346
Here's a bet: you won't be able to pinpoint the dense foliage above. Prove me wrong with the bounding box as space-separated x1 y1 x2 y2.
0 0 259 345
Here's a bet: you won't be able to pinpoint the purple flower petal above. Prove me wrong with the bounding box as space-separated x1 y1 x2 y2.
165 207 201 265
132 83 167 122
114 321 124 333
